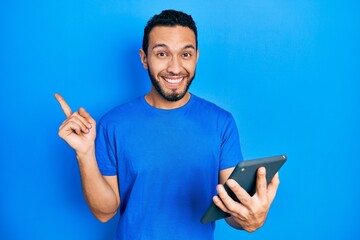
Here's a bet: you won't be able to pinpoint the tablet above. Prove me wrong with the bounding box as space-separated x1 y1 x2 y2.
200 154 287 224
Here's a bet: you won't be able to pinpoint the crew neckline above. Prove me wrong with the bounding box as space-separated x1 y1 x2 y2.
141 93 195 113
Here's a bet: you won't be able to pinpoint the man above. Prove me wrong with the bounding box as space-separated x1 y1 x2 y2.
55 10 280 239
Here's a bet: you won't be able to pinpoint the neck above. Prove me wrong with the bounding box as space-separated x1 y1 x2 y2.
145 89 191 110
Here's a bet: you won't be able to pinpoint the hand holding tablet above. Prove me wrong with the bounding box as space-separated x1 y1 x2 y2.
201 155 287 224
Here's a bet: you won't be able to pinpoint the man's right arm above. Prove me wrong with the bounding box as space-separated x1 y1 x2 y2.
55 93 120 222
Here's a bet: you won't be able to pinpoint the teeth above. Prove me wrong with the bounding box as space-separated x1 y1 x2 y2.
164 77 183 84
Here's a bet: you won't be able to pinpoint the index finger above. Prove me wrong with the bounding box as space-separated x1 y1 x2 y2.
54 93 72 117
225 179 252 206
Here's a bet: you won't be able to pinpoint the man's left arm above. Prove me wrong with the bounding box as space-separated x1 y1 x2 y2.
214 167 280 232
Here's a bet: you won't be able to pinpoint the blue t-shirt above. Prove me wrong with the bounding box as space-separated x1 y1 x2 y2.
96 94 243 240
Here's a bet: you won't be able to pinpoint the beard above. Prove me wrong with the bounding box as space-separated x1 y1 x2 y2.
147 67 196 102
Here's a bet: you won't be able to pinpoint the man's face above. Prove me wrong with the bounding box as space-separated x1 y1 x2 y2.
140 26 199 102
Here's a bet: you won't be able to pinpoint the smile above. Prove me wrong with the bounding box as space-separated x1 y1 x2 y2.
163 77 184 84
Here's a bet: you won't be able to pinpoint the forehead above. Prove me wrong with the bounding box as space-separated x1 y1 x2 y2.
148 26 196 49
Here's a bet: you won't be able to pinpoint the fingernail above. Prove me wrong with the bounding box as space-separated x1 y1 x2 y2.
227 179 235 187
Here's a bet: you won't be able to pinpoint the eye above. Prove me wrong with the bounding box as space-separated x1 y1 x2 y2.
182 52 192 58
157 52 168 58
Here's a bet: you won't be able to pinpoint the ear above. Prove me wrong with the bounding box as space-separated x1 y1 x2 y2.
139 49 148 69
196 49 200 64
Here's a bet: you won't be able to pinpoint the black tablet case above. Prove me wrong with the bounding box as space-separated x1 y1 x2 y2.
200 155 287 224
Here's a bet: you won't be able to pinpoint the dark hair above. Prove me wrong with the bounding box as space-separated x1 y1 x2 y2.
142 10 198 55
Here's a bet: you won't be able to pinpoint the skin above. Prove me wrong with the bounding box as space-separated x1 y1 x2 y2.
139 26 199 109
216 167 280 231
55 93 120 222
55 25 280 231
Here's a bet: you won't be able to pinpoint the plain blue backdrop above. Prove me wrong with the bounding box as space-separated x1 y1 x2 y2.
1 1 359 239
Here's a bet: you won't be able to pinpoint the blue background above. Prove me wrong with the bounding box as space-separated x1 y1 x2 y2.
1 1 359 239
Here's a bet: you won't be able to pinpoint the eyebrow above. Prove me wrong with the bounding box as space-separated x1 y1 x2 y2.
152 43 196 50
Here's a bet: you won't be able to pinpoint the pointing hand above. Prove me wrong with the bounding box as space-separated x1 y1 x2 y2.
55 93 96 155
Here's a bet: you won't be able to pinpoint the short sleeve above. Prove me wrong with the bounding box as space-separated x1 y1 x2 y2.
219 114 243 170
95 122 118 176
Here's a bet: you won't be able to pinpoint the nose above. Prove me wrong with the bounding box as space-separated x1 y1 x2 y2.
167 56 182 75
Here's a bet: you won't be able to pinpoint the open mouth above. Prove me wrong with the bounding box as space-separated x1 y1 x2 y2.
163 77 184 84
